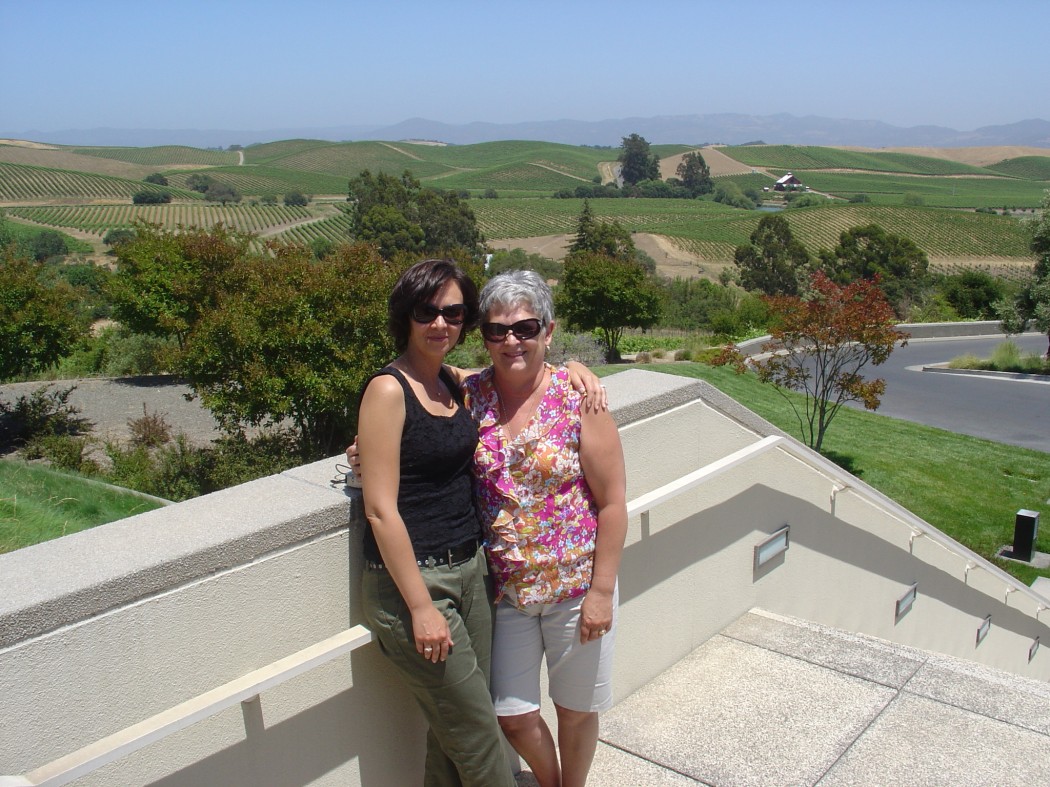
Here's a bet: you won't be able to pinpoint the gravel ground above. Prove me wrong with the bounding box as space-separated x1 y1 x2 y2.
0 376 225 447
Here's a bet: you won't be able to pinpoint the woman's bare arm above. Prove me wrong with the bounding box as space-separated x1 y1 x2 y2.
358 376 453 662
577 404 627 643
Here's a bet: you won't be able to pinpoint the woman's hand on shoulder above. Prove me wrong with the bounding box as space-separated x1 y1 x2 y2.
566 361 608 411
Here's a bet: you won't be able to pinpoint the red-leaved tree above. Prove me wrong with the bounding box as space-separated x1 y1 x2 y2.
716 271 909 452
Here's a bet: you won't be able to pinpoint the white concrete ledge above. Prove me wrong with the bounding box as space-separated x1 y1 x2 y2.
0 457 353 649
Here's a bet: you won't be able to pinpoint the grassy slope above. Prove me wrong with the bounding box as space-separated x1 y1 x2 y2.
593 362 1050 586
0 461 163 553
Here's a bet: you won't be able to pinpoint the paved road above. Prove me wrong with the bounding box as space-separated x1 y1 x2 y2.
845 333 1049 453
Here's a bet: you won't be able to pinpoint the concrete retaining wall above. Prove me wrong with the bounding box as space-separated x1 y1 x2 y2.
1 369 1046 786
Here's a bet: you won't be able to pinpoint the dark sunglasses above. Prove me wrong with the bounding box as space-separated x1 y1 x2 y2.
481 318 544 343
411 302 467 325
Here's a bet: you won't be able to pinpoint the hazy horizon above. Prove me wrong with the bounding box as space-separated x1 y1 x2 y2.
2 0 1048 137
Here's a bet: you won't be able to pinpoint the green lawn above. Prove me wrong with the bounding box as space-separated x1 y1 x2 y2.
595 362 1050 586
0 461 163 553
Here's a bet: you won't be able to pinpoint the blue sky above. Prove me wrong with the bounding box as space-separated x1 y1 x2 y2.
2 0 1048 134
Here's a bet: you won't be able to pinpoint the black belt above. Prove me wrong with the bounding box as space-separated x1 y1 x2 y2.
367 539 480 571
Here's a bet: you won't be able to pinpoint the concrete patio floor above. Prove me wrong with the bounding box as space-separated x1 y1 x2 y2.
516 609 1050 787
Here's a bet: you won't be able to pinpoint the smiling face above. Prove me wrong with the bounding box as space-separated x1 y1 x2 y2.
482 301 553 377
407 279 465 360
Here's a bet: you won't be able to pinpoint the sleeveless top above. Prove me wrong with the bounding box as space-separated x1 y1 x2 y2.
360 366 481 563
462 364 599 607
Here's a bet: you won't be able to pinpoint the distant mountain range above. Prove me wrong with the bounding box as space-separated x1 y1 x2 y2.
5 114 1050 149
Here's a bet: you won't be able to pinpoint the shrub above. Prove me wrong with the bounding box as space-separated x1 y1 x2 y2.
51 327 175 378
547 331 606 367
674 349 691 361
23 433 97 473
204 183 241 204
29 230 68 261
128 404 172 448
284 191 309 207
132 190 171 205
0 385 88 451
144 173 169 186
103 228 136 247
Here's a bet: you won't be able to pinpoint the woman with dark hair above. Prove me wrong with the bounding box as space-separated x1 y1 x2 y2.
356 259 604 786
357 258 513 787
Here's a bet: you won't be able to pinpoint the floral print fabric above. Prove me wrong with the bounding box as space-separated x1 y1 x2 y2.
463 364 598 607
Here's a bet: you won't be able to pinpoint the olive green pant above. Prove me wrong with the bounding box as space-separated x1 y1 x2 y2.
362 550 514 787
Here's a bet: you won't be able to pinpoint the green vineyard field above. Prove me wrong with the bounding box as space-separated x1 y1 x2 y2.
721 145 995 176
68 145 238 167
5 203 317 237
0 162 197 202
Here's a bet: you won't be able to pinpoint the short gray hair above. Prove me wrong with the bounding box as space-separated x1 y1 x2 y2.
479 269 555 326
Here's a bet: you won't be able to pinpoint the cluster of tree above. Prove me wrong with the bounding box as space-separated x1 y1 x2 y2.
556 142 717 202
618 133 660 185
554 201 661 360
132 190 172 204
0 214 72 263
487 248 562 280
186 174 242 204
997 189 1050 356
346 169 484 261
108 224 400 456
732 214 930 317
0 244 85 380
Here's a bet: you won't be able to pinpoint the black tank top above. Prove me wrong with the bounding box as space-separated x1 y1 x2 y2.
361 367 481 562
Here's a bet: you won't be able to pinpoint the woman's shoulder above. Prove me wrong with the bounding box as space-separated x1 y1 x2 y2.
362 368 407 402
547 364 581 405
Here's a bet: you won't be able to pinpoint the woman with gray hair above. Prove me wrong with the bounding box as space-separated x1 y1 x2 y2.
462 269 627 787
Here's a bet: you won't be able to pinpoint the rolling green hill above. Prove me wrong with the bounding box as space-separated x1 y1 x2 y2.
0 138 1043 268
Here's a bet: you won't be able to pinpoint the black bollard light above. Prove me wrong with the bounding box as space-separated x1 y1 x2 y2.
1012 509 1040 563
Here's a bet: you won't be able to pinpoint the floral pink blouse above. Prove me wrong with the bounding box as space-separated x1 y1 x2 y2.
463 364 599 608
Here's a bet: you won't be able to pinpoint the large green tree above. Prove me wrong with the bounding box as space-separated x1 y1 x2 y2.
0 248 85 380
818 223 929 317
997 190 1050 356
733 214 811 296
111 224 400 456
180 241 398 456
555 251 661 361
110 223 252 348
568 200 635 261
676 151 713 197
347 169 484 260
618 133 660 186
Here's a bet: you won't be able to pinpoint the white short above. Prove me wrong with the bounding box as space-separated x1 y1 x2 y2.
490 585 617 716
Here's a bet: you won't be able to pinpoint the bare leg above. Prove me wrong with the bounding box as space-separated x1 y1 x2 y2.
498 710 561 787
554 705 599 787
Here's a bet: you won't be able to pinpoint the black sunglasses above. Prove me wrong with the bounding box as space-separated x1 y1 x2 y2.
411 302 467 326
481 319 544 343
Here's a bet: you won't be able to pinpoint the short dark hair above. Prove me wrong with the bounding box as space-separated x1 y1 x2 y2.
388 259 480 353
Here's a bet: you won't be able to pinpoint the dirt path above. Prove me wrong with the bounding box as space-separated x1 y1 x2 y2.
530 162 592 182
489 232 712 279
378 142 424 161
